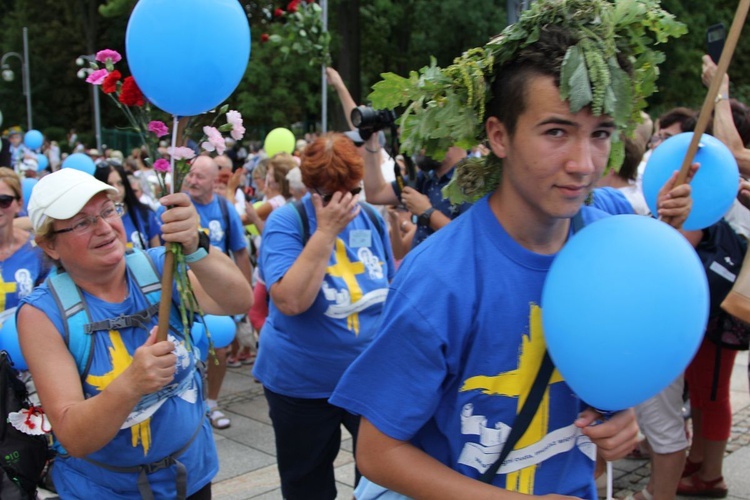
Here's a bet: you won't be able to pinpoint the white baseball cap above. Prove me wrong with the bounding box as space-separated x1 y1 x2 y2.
28 168 117 231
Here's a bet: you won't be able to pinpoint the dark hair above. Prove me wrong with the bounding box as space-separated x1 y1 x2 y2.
487 27 575 137
617 136 645 182
94 161 153 248
657 107 697 133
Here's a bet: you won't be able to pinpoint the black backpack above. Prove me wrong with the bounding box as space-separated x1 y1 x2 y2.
0 352 51 499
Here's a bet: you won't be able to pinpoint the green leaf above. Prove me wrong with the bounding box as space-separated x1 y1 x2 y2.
560 45 592 113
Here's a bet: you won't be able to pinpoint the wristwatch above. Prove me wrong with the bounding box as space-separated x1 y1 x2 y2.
184 231 211 263
418 207 436 227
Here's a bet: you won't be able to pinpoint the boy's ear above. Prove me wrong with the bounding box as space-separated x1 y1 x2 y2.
486 117 510 159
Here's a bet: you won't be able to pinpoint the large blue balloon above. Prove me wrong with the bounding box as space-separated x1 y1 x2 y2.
62 153 96 175
21 178 37 214
0 315 27 371
203 315 236 349
23 130 43 150
126 0 251 116
643 132 738 231
542 215 709 411
35 153 49 171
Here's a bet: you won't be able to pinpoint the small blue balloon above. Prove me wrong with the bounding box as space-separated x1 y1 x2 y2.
23 130 43 150
21 178 37 214
542 215 709 411
62 153 96 175
35 153 49 171
643 132 738 230
0 316 27 371
126 0 251 116
191 321 208 363
204 315 236 349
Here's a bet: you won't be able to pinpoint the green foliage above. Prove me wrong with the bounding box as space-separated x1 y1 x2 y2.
266 2 331 67
98 0 135 17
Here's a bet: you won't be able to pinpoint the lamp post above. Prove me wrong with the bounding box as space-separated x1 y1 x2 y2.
76 55 102 151
321 0 328 133
1 27 33 130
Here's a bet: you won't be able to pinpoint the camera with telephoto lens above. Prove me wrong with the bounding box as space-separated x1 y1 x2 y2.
350 106 398 140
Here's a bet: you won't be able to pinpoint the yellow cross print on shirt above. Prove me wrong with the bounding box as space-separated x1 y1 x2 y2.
460 304 564 493
86 330 153 455
0 274 17 312
326 238 365 334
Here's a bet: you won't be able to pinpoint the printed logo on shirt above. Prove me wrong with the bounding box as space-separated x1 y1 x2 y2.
457 304 595 492
321 238 387 334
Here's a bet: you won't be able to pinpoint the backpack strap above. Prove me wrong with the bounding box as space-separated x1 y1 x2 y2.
47 271 94 377
292 200 311 246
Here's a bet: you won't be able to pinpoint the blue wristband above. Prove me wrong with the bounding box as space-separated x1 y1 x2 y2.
184 247 208 263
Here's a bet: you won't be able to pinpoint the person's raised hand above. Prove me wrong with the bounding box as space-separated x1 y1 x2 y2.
159 192 200 253
312 189 361 239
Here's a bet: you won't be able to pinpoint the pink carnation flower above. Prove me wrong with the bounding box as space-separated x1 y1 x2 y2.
167 147 196 161
95 49 122 65
148 120 169 138
201 126 226 155
86 69 109 85
153 158 171 173
226 110 246 141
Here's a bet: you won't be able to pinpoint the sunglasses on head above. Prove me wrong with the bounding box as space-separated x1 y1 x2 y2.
0 195 18 209
319 187 362 203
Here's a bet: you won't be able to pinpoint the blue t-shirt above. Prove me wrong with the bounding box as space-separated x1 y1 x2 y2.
122 207 160 250
0 237 47 318
253 195 396 398
331 197 609 498
392 168 472 248
19 248 217 498
159 195 247 254
591 187 635 215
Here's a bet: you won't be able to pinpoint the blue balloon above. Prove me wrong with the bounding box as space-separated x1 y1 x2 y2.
62 153 96 175
542 215 709 411
191 321 208 363
0 315 27 371
203 314 236 349
125 0 251 116
23 130 43 150
643 132 738 230
35 153 49 171
21 178 37 214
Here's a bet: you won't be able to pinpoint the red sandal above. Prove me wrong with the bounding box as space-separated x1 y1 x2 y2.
682 458 702 478
677 473 728 498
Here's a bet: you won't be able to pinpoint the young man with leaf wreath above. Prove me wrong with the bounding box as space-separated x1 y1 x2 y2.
330 0 692 497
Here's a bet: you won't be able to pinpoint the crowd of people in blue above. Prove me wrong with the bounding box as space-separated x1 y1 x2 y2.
0 0 750 498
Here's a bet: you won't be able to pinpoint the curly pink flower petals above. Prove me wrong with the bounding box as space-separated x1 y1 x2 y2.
167 147 196 161
201 126 226 155
226 110 246 141
95 49 122 65
153 158 171 173
86 69 109 85
148 120 169 138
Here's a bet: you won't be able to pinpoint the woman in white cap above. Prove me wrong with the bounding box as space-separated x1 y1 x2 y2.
17 168 253 499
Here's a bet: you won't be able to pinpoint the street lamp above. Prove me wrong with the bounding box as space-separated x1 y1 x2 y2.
1 27 33 130
76 55 102 151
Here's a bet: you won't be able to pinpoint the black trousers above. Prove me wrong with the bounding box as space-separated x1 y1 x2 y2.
264 387 360 500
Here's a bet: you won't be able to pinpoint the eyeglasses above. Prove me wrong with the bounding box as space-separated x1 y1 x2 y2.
649 132 674 147
0 195 18 209
315 187 362 203
52 203 124 235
